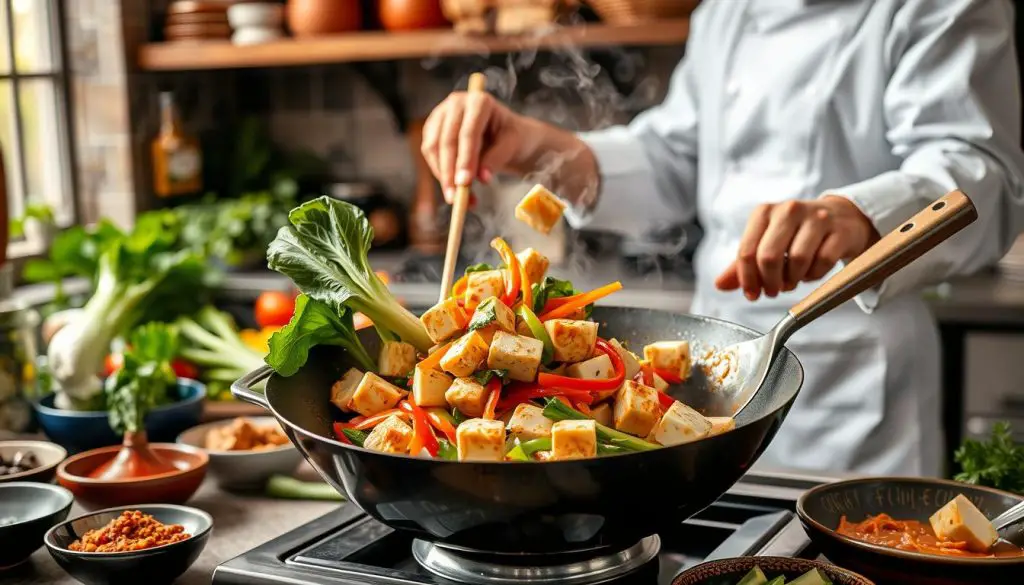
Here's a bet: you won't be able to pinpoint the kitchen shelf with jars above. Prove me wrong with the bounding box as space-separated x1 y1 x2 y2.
138 0 694 72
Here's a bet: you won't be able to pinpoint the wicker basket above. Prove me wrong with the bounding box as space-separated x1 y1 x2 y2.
587 0 699 24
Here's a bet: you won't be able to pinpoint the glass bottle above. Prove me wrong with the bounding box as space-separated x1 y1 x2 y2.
152 92 202 198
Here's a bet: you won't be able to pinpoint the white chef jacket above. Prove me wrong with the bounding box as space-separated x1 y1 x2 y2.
567 0 1024 476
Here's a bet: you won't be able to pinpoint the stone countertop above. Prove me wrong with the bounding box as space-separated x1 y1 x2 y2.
2 466 339 585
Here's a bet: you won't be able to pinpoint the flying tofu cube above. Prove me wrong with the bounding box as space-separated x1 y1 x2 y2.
551 419 597 460
363 414 414 454
613 380 661 437
516 248 550 284
643 341 692 380
544 319 598 363
650 401 712 447
505 403 553 441
445 377 490 418
412 365 453 408
465 270 505 309
350 372 407 417
469 297 516 344
515 184 567 235
378 341 417 378
440 331 490 378
420 298 468 344
330 368 363 411
487 331 544 382
929 494 998 553
456 418 506 461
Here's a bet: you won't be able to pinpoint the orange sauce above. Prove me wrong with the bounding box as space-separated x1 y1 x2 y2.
838 513 1024 558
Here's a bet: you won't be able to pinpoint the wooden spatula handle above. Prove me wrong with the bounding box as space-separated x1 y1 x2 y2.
789 190 977 324
438 72 488 303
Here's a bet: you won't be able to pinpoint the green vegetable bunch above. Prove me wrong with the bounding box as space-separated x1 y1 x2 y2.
176 307 267 399
104 323 179 435
954 421 1024 495
176 189 296 269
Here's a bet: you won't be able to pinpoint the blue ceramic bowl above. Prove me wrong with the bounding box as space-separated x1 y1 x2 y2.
33 379 205 454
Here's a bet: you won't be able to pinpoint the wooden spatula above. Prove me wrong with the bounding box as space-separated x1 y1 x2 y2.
438 72 488 304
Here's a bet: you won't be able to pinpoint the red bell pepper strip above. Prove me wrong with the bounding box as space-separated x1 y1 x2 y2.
491 237 522 307
349 409 407 431
654 368 683 384
538 281 623 321
656 392 675 409
333 422 353 443
536 338 625 392
496 384 595 412
425 409 458 443
482 378 502 420
400 401 440 457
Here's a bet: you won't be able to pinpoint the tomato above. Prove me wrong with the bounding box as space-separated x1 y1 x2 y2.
255 291 296 328
103 353 123 377
171 359 199 380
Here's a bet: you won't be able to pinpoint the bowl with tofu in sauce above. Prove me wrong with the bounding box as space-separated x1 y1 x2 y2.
797 477 1024 585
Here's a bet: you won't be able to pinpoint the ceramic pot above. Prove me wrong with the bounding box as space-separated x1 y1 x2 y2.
287 0 362 36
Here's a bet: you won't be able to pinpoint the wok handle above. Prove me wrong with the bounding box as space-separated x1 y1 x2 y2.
789 190 977 326
230 365 272 410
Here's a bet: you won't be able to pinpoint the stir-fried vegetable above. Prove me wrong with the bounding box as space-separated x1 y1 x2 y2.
265 294 375 376
538 281 623 321
516 305 553 364
537 338 625 391
541 398 660 452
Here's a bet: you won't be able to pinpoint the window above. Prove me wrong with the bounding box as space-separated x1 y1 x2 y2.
1 0 73 257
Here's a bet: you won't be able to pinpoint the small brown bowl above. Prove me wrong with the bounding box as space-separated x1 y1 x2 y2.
672 556 874 585
56 444 208 511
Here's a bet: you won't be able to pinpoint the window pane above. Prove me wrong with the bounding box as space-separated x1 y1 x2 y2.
0 2 10 74
12 0 55 73
18 79 68 221
0 81 24 223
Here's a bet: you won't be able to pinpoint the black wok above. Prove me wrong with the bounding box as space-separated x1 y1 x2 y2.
232 306 803 554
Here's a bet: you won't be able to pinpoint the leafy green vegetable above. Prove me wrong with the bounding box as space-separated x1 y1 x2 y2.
267 197 432 351
266 475 344 501
177 307 266 394
472 369 509 386
176 191 295 268
451 408 470 425
342 428 368 447
103 323 179 435
468 297 499 332
10 201 56 238
506 437 552 461
265 294 375 376
437 439 458 461
954 422 1024 494
465 263 495 274
542 398 659 451
531 276 589 317
22 219 127 305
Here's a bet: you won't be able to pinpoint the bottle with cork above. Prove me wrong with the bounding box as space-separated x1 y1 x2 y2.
151 91 202 198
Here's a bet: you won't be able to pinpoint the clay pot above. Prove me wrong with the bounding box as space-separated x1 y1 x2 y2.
287 0 362 37
378 0 448 31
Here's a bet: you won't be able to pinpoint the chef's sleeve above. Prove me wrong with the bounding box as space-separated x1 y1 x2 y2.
563 16 702 234
830 0 1024 312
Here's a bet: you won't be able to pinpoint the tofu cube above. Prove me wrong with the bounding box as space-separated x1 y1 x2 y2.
551 420 597 460
650 401 712 447
487 331 544 382
420 298 468 344
608 339 641 381
350 372 407 417
516 247 550 284
456 418 506 461
506 403 553 441
566 354 614 380
465 270 505 309
515 184 567 235
644 341 692 380
469 297 516 344
613 380 661 437
440 331 490 378
544 319 598 363
591 403 613 427
929 494 998 553
363 414 414 454
412 365 453 407
707 416 736 437
378 341 417 378
445 377 490 417
330 368 363 411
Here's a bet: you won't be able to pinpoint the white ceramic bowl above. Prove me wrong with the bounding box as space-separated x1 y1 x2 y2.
0 440 67 484
231 26 285 46
176 416 300 491
227 3 284 29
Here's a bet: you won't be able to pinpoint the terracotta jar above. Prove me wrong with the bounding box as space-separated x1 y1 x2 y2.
378 0 448 31
287 0 362 37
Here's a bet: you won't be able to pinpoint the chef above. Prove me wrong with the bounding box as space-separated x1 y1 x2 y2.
420 0 1024 476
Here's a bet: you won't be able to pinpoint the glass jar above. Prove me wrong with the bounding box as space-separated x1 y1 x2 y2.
0 294 40 435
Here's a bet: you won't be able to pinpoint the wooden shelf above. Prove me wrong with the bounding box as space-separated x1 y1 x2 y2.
137 20 689 71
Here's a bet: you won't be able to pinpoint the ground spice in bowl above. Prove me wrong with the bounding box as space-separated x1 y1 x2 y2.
68 510 190 553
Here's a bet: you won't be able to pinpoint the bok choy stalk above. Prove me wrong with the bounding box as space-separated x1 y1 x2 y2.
267 196 432 352
176 307 266 387
266 294 375 376
47 217 207 408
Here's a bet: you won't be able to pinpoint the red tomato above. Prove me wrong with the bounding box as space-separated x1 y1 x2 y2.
255 291 296 328
171 359 199 380
103 353 123 377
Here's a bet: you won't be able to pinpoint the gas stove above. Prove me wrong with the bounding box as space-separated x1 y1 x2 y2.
213 472 833 585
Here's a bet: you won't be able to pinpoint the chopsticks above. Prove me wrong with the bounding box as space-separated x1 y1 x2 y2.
438 72 488 304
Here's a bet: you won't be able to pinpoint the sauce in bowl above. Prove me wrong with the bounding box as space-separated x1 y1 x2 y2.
838 513 1024 559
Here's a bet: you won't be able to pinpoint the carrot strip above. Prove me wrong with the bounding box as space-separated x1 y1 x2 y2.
482 379 502 420
419 341 454 371
539 281 623 321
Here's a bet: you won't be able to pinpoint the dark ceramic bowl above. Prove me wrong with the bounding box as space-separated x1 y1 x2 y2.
797 477 1024 585
33 378 205 454
673 556 874 585
56 443 208 511
0 482 74 569
44 504 213 585
0 440 67 484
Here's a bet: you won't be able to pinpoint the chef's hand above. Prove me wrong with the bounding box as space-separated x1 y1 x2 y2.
715 196 880 300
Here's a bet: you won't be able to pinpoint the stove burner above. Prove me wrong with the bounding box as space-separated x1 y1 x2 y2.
411 536 661 585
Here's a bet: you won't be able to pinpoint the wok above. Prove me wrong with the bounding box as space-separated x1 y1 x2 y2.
232 306 803 554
